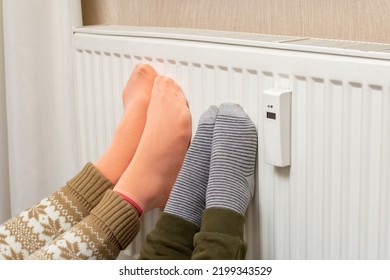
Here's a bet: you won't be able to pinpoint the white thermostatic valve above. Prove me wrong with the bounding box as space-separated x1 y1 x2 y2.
263 88 292 167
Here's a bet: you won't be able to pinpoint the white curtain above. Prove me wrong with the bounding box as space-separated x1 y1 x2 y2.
0 0 10 223
0 0 82 223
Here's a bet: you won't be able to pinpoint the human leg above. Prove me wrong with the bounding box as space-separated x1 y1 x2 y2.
27 190 140 260
0 160 115 260
95 64 157 184
139 105 218 260
113 76 192 214
27 75 192 260
191 103 258 260
0 64 157 259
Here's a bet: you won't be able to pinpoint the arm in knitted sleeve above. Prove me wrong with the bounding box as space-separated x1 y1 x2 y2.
0 163 114 260
27 190 140 260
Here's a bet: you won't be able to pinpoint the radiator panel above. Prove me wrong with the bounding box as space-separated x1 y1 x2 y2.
73 27 390 259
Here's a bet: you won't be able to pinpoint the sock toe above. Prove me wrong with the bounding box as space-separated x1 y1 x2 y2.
199 105 218 124
218 103 248 118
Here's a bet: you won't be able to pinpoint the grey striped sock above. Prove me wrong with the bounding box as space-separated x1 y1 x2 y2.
206 103 258 215
164 105 218 227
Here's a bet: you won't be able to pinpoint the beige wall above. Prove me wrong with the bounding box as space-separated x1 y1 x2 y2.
81 0 390 44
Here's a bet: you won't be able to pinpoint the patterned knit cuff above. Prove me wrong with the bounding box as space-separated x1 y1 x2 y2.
91 190 140 250
66 162 115 212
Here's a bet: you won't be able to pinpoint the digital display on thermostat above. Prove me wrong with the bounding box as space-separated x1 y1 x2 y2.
267 112 276 120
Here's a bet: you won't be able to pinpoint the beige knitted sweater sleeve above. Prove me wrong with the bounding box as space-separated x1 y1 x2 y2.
0 163 140 260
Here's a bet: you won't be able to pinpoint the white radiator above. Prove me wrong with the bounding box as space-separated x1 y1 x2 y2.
72 25 390 260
